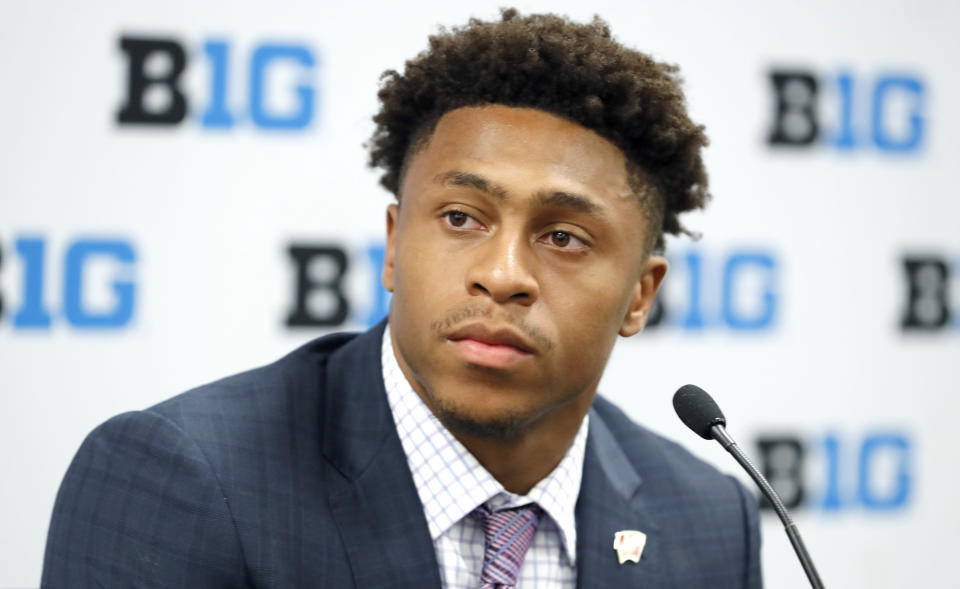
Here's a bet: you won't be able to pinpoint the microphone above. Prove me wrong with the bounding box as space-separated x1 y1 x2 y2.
673 384 825 589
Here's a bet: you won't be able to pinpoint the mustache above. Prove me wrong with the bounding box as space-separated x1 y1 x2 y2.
430 303 554 353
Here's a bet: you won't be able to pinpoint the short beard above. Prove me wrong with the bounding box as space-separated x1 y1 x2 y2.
431 398 531 441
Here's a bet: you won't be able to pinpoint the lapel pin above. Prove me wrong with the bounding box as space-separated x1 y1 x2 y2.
613 530 647 564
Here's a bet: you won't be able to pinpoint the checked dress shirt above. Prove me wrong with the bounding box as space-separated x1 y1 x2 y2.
382 325 588 588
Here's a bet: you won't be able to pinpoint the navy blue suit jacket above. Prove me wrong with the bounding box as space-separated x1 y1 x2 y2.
43 323 762 588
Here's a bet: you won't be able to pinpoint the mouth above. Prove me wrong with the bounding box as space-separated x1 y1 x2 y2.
445 322 537 369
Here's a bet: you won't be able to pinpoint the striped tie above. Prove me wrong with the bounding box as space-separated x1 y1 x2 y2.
472 503 543 589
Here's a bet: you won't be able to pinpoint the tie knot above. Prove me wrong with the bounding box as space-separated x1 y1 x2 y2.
471 503 543 588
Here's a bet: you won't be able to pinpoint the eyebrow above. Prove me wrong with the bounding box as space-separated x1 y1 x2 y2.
533 190 605 216
433 169 606 216
433 170 508 201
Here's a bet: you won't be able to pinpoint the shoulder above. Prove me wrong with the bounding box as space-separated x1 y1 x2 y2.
131 328 375 478
43 404 250 586
151 329 360 424
43 327 377 587
592 395 729 482
57 326 367 500
124 328 373 452
590 396 763 588
590 395 753 521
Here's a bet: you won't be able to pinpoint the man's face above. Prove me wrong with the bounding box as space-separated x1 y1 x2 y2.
383 105 666 439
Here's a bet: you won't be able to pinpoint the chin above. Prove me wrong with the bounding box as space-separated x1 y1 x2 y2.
433 402 531 441
422 367 586 439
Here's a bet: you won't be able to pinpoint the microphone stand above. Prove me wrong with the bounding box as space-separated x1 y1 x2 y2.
710 424 825 589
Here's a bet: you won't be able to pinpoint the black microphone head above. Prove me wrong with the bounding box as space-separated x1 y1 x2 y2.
673 384 727 440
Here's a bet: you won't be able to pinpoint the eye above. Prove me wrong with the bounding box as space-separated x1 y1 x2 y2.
442 209 483 230
447 211 468 227
551 231 571 247
539 230 588 251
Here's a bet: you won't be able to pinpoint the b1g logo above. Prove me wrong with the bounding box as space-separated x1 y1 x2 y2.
285 242 390 329
0 235 137 330
117 35 317 130
646 249 779 332
767 68 926 152
756 431 913 512
900 254 959 332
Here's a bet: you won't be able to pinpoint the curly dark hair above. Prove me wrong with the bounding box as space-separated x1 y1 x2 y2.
368 8 709 252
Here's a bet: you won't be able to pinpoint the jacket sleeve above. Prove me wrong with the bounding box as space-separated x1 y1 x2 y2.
42 410 250 589
731 475 764 589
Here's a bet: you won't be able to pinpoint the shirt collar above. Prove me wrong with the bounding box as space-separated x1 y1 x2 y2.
381 324 588 566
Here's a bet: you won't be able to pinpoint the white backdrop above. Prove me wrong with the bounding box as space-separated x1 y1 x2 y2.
2 1 957 587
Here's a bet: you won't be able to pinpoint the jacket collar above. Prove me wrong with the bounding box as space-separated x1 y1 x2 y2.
321 320 443 588
575 407 665 588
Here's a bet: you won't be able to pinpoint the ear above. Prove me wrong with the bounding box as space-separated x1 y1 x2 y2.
619 255 668 337
381 204 400 293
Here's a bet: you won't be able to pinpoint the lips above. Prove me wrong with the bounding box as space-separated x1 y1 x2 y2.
445 322 537 369
447 323 536 353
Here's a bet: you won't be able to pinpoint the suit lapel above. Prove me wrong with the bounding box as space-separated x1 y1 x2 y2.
318 325 669 588
576 410 665 589
321 323 442 589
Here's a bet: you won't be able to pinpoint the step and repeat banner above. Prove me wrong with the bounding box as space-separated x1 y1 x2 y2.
1 1 956 587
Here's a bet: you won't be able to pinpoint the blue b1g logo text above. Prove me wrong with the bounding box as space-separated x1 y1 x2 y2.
0 236 137 330
756 431 913 512
117 35 318 130
647 249 779 332
767 68 926 152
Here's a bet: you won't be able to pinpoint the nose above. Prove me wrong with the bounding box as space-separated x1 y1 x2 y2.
465 230 539 306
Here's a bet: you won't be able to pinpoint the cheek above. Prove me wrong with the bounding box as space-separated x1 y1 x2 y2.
392 228 462 305
393 224 436 282
544 263 634 329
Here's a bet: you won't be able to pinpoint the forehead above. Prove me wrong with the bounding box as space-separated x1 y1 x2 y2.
401 105 637 205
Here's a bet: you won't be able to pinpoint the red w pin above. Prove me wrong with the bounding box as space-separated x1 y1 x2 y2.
613 530 647 564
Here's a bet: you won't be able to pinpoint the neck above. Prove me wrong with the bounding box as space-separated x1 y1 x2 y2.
447 406 588 494
388 326 594 495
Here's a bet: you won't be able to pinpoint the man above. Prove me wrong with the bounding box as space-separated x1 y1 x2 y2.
43 9 762 588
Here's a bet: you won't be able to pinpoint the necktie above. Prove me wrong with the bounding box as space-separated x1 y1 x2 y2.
472 503 543 589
